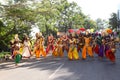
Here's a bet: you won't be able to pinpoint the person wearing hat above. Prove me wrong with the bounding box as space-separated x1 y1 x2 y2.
98 32 106 59
33 32 46 58
56 37 64 57
82 31 93 60
52 39 58 57
46 34 54 54
22 34 32 58
105 37 116 63
12 34 22 66
68 34 80 60
62 34 69 53
77 33 85 52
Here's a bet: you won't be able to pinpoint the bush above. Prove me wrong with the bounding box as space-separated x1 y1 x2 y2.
0 52 11 59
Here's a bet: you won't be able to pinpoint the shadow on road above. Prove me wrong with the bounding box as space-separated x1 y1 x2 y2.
0 50 120 80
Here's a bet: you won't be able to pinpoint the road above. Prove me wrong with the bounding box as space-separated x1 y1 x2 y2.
0 50 120 80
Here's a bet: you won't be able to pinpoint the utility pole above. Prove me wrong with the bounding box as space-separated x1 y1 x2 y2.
117 10 120 31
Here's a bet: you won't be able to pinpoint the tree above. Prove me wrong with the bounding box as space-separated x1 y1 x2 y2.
57 0 86 32
84 17 97 29
0 0 36 51
0 0 97 52
109 13 118 30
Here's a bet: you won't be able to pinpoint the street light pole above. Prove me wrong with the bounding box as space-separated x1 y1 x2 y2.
117 10 120 31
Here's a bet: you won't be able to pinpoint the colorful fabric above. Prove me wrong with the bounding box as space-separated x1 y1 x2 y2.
68 47 79 60
15 54 22 63
106 50 115 62
93 44 99 54
46 45 54 54
82 37 93 59
34 38 46 58
22 41 31 57
98 45 105 57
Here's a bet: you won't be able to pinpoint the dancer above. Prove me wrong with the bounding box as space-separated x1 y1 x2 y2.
52 39 58 57
104 33 111 56
77 33 84 52
12 34 21 58
46 34 54 54
97 32 106 59
82 31 93 60
57 37 64 57
106 37 116 63
68 34 79 60
34 32 46 58
22 34 31 58
92 33 99 54
13 34 22 66
62 34 69 53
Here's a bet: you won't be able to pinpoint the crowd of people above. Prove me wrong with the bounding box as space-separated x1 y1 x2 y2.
10 31 120 66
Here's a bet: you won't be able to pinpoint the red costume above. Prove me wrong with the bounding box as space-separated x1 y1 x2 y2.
93 44 99 54
46 34 54 54
106 49 115 62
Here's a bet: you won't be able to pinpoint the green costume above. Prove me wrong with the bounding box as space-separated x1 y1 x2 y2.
15 54 22 64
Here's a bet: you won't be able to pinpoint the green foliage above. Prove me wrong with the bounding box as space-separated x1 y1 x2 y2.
0 1 35 51
96 18 109 30
0 52 11 59
0 0 97 52
109 13 118 30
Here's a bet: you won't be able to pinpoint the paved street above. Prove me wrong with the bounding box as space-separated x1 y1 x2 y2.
0 50 120 80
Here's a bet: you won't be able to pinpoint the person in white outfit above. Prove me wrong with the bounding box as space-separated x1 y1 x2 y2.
22 34 31 58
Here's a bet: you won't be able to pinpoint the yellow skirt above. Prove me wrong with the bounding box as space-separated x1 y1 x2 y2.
68 47 79 60
35 47 46 58
58 47 64 57
53 47 63 57
52 49 58 57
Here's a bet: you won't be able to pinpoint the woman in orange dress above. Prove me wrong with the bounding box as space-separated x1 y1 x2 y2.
82 31 93 60
34 33 46 58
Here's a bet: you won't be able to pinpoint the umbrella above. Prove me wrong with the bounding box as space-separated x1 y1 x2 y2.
76 30 81 34
68 29 74 33
79 28 86 31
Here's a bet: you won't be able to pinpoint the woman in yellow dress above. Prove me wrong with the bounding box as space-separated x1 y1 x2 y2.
82 31 93 60
57 38 64 57
52 40 58 57
39 35 46 57
34 33 46 58
52 38 64 57
68 36 79 60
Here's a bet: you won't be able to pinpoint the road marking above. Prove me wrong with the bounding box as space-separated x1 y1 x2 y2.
48 63 64 79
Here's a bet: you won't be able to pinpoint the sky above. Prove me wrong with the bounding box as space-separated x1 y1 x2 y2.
68 0 120 20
